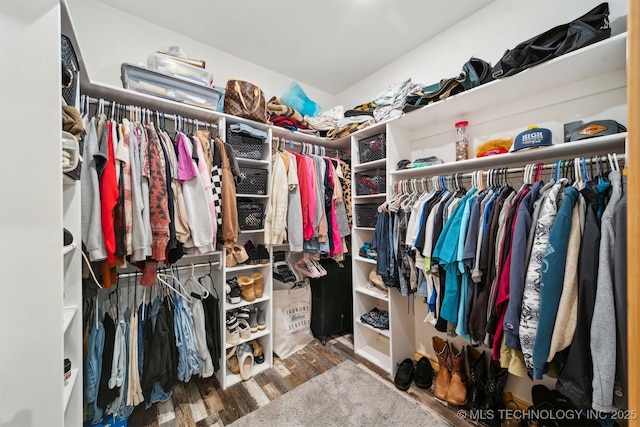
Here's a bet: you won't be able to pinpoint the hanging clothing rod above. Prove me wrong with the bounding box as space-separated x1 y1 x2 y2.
394 153 626 183
116 260 221 280
82 95 218 129
272 135 348 159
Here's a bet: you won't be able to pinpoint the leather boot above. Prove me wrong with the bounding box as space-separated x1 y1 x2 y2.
464 345 486 411
432 336 451 400
479 360 509 427
251 272 264 298
446 343 468 406
238 276 256 302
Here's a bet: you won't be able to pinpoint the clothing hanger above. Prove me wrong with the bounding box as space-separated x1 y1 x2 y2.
184 264 210 298
156 268 193 303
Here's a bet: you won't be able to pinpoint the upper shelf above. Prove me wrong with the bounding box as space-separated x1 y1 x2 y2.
393 33 627 133
391 133 627 178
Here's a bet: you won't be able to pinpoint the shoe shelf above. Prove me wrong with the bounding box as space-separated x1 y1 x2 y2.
63 368 79 413
238 229 266 234
236 158 270 167
353 158 387 172
226 295 271 311
355 318 390 337
225 328 271 350
355 286 389 301
236 194 269 199
227 263 271 273
355 256 377 265
225 360 271 388
355 338 391 372
63 306 77 334
353 193 387 200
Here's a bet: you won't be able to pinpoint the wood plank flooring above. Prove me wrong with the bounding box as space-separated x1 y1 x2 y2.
127 334 474 427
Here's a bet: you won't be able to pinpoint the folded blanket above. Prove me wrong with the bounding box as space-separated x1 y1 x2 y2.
267 96 304 122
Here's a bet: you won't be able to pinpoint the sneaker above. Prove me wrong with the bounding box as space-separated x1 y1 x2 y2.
226 278 241 304
235 306 251 320
249 307 259 333
394 358 415 391
257 306 266 330
414 356 433 389
226 314 240 345
238 319 251 339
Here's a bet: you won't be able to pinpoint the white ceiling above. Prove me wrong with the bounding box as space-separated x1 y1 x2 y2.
98 0 493 95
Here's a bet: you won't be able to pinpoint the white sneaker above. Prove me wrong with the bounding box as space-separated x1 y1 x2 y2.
238 319 251 339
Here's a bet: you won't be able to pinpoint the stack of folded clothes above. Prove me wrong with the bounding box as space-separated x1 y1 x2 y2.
267 96 312 132
372 78 419 122
304 105 344 138
360 307 389 330
327 102 376 139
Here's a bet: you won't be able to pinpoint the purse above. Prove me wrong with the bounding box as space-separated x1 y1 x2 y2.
491 2 611 79
223 79 268 123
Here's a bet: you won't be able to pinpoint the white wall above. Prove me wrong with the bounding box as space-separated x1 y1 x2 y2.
0 1 63 426
65 0 337 111
337 0 629 108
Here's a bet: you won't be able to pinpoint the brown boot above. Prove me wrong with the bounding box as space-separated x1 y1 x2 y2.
432 336 451 400
251 272 264 299
446 343 468 406
238 276 255 302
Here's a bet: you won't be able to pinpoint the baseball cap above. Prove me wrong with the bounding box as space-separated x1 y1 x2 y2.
569 120 626 141
512 126 552 151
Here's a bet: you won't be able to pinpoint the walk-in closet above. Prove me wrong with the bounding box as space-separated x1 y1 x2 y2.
1 0 638 426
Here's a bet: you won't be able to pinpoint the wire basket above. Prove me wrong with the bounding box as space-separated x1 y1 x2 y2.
355 169 386 195
226 125 265 160
237 200 265 230
237 167 268 195
358 133 386 164
355 204 379 228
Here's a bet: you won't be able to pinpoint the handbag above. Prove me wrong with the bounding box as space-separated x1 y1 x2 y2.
491 2 611 79
223 79 268 123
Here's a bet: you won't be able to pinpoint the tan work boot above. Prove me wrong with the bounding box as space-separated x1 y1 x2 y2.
432 336 451 400
446 343 468 406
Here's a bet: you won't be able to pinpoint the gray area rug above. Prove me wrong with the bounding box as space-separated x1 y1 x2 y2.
227 360 452 427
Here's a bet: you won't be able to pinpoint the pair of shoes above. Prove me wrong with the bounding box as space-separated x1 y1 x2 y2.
249 339 264 364
230 307 253 339
225 278 241 304
238 273 264 302
227 346 240 375
432 336 468 406
238 343 254 380
244 240 260 265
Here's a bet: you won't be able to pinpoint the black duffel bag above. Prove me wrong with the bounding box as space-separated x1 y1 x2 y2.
491 2 611 79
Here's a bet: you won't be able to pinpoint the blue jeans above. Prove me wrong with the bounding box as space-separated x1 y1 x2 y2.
85 309 105 425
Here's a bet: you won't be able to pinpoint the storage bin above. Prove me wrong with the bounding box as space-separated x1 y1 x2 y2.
121 63 222 110
358 133 386 164
226 125 266 160
355 169 386 195
237 200 265 230
147 53 214 87
355 204 379 228
237 167 268 195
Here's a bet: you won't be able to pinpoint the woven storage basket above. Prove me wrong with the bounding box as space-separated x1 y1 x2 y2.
226 125 265 160
355 169 386 195
237 167 268 195
357 133 386 164
237 200 265 230
355 204 379 228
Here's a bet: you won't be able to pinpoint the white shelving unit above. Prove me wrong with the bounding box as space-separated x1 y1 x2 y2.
351 125 415 375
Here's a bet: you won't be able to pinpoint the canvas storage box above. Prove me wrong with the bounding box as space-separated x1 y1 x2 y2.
121 63 222 110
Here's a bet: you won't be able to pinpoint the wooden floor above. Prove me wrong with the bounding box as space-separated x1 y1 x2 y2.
127 333 473 427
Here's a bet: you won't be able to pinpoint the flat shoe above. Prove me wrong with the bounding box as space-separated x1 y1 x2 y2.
226 247 237 268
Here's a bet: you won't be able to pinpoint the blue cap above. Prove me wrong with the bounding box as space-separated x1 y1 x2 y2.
512 126 552 151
